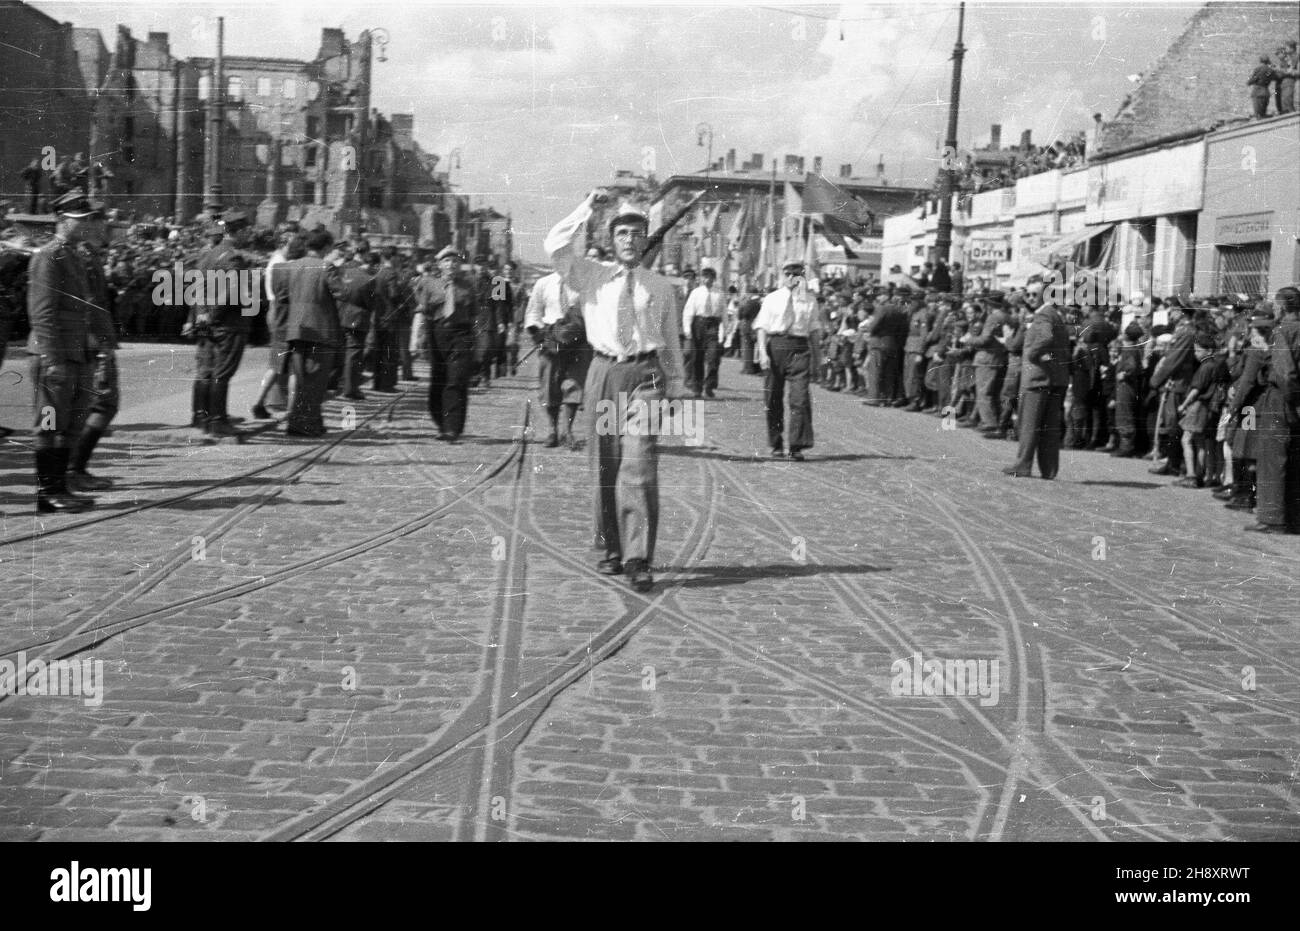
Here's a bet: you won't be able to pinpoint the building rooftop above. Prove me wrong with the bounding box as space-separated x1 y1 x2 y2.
1094 1 1300 157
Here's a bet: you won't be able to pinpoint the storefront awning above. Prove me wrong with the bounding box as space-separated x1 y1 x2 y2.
1030 223 1114 265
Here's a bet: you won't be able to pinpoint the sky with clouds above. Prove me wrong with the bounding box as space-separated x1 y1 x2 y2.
35 0 1200 259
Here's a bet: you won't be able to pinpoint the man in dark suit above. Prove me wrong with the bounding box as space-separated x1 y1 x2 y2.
336 244 375 401
1003 284 1070 478
27 189 105 512
425 246 480 442
1148 304 1197 476
1248 287 1300 533
370 246 403 392
188 209 253 437
275 227 343 437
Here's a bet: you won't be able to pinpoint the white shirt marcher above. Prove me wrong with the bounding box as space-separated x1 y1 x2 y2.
753 282 825 368
681 283 723 331
524 272 579 329
544 198 687 398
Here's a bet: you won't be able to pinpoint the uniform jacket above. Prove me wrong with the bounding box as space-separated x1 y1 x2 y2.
903 307 930 354
972 307 1009 366
1268 319 1300 416
276 256 343 346
82 250 117 353
26 239 92 363
196 238 253 329
1021 302 1071 389
337 263 375 332
372 264 404 330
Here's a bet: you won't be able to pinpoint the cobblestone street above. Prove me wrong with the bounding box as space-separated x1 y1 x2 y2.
2 354 1297 842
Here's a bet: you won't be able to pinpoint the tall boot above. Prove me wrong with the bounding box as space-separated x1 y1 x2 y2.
543 407 559 447
206 382 245 438
68 420 113 490
192 380 210 428
37 447 93 513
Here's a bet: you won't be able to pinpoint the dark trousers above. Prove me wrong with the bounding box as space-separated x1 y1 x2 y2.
585 353 662 564
686 317 722 394
904 352 926 401
1254 391 1300 529
342 328 368 396
194 325 247 422
31 356 93 445
371 327 400 390
999 359 1021 431
1013 386 1065 478
288 340 335 434
764 335 814 451
428 326 475 437
1113 380 1142 451
1251 89 1270 118
975 364 1005 428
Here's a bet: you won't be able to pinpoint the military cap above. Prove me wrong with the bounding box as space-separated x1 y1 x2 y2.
435 245 463 261
51 188 103 218
781 260 805 273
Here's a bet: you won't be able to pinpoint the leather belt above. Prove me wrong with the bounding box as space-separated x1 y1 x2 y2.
595 350 658 364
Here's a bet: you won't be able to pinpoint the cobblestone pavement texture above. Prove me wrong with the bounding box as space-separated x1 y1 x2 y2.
1 349 1297 842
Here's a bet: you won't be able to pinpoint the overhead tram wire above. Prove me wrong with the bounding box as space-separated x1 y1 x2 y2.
853 5 957 171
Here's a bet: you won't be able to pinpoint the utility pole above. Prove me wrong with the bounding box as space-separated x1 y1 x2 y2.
203 16 225 213
933 1 965 265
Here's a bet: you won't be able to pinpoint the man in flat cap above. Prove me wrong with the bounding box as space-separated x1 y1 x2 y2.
754 260 825 460
26 189 106 511
188 208 254 437
424 245 481 441
545 192 687 593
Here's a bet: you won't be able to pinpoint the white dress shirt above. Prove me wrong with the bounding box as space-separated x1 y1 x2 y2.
682 284 723 330
523 272 578 329
545 198 686 393
754 285 825 338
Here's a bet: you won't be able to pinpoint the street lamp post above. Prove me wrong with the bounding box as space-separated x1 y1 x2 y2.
696 122 714 179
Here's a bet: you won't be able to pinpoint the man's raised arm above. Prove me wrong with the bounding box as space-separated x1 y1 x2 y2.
544 191 602 292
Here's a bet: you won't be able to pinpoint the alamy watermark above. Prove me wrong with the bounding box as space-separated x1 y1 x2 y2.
0 652 105 707
592 392 704 445
1041 263 1154 308
890 651 1000 707
151 262 263 316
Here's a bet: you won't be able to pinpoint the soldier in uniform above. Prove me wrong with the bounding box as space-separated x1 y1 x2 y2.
425 246 480 442
971 293 1008 432
1248 56 1276 118
274 227 343 437
901 295 930 410
67 237 120 492
188 209 253 437
755 260 824 460
336 244 375 401
27 190 105 512
1003 283 1070 479
1247 287 1300 533
369 247 403 392
525 270 590 448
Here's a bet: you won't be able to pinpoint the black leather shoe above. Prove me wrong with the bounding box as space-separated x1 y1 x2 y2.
543 432 559 448
625 558 654 592
1002 465 1032 477
342 392 367 402
789 449 806 461
67 470 112 491
1212 487 1236 500
597 557 623 575
284 427 323 438
771 448 786 459
1173 476 1203 488
980 429 1007 440
1224 498 1256 511
704 389 716 398
251 404 272 420
1148 465 1178 476
1244 523 1294 534
37 492 94 513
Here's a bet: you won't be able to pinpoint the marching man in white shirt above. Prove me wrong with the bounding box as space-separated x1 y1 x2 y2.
545 190 688 593
754 260 824 460
681 266 724 398
524 270 590 449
